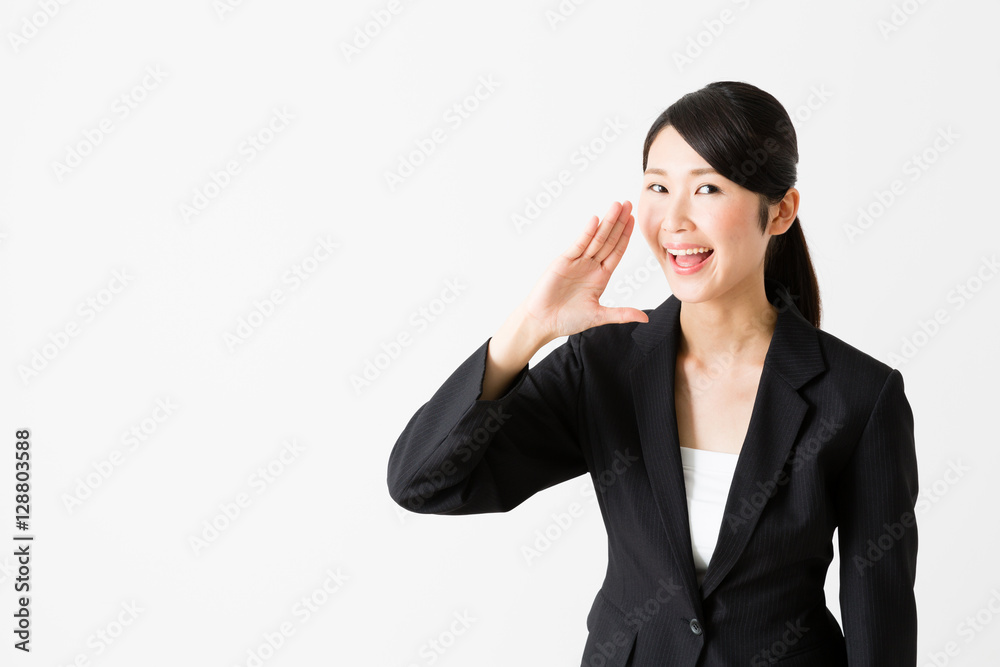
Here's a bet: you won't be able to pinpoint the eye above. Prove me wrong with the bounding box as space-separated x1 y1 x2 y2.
647 183 720 194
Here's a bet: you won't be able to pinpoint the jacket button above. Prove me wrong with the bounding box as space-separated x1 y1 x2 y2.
689 618 703 635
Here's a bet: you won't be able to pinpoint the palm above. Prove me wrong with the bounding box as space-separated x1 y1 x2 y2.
521 200 649 341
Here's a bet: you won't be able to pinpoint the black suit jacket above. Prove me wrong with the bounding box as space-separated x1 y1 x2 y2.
387 277 919 666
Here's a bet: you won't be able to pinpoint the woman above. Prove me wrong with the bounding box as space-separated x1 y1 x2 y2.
387 81 918 666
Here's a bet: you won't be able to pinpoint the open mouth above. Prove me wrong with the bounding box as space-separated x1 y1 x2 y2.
667 247 714 270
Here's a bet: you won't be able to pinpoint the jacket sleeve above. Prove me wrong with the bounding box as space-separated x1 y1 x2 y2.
386 333 589 515
836 368 919 666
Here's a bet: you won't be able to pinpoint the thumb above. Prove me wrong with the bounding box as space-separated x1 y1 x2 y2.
595 307 650 326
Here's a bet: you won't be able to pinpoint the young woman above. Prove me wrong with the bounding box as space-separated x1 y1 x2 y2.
387 81 918 666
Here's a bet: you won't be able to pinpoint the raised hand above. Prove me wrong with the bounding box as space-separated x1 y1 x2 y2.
519 200 650 344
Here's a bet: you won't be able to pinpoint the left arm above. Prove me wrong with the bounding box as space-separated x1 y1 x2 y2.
836 368 919 666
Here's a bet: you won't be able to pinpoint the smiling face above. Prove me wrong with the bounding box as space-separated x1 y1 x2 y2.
638 125 777 305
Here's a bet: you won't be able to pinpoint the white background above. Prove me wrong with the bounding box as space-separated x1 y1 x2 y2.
2 0 998 665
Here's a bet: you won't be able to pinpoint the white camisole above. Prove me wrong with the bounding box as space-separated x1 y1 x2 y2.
678 445 741 588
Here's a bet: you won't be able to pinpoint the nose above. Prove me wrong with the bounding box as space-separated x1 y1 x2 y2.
659 193 692 234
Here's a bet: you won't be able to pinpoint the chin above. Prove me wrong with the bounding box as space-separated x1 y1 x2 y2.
663 274 712 303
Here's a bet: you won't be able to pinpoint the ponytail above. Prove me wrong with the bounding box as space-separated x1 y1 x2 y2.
763 215 821 328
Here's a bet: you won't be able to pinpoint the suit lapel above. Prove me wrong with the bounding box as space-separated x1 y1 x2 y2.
628 278 826 605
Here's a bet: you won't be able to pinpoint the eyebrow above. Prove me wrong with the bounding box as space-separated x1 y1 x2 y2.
644 167 718 177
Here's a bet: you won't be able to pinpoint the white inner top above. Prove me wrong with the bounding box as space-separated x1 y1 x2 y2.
678 445 740 588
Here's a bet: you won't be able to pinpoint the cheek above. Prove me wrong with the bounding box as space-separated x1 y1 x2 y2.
636 194 665 239
637 215 659 251
713 206 760 245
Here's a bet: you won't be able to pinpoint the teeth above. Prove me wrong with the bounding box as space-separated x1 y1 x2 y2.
666 247 712 255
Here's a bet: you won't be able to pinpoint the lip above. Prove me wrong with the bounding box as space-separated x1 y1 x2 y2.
667 247 714 275
664 243 713 251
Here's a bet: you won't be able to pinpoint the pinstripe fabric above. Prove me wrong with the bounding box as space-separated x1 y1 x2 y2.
387 277 919 666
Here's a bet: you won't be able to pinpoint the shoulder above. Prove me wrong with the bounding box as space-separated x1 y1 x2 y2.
808 326 909 426
566 309 656 374
813 326 899 389
575 314 649 346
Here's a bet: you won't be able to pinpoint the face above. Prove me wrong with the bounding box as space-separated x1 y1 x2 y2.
638 125 777 304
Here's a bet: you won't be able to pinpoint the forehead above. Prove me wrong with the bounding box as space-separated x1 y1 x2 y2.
646 126 713 173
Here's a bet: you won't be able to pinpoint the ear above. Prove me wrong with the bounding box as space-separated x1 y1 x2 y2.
767 187 799 236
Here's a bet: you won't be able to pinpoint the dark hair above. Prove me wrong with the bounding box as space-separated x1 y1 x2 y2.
642 81 821 328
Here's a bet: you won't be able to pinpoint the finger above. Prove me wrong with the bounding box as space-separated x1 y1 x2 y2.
593 201 633 264
582 201 622 258
615 307 650 324
598 216 635 275
593 306 650 328
563 214 600 260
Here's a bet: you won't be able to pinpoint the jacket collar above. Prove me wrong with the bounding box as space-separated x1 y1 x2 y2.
630 277 824 389
627 277 826 610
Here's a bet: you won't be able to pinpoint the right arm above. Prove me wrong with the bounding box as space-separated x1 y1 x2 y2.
385 319 584 515
386 200 648 515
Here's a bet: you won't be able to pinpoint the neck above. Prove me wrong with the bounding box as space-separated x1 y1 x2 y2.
677 277 778 366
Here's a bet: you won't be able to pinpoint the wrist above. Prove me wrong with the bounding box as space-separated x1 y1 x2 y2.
507 304 552 351
490 307 548 372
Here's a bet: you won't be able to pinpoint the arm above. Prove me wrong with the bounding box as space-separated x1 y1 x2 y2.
836 368 919 665
387 200 642 515
386 331 588 515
